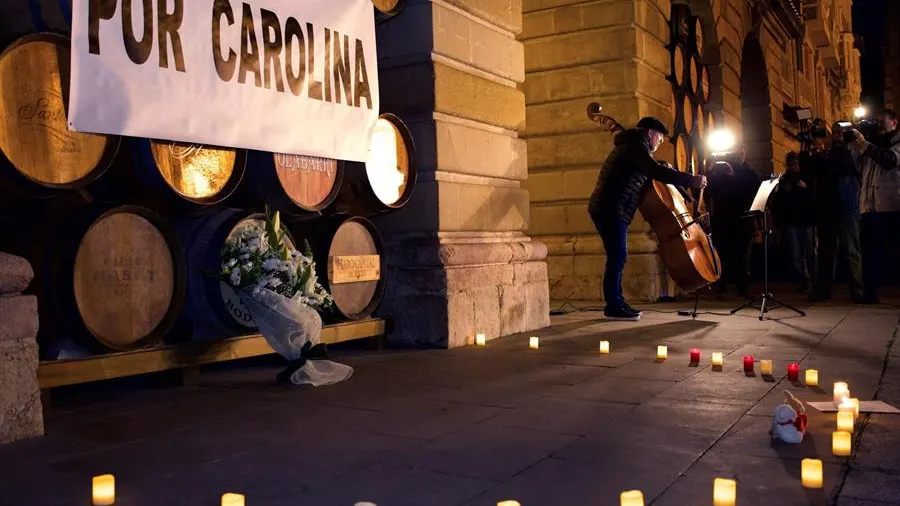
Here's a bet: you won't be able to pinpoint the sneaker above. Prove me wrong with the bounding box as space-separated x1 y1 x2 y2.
624 303 644 316
604 306 641 321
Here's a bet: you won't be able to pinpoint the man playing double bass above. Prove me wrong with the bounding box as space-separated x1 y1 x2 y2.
588 117 708 321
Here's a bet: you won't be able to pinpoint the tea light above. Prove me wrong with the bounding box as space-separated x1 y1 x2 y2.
529 336 539 349
599 341 610 354
801 458 823 488
475 333 486 346
833 431 852 456
838 400 856 422
833 382 850 405
222 493 245 506
760 359 773 375
690 348 701 363
743 355 754 372
92 475 115 506
657 345 667 360
787 363 800 382
847 398 860 419
837 410 855 433
620 490 645 506
711 352 723 367
713 477 737 506
497 502 521 506
805 369 819 386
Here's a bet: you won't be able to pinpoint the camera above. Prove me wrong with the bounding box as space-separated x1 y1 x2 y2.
838 118 881 144
796 119 828 145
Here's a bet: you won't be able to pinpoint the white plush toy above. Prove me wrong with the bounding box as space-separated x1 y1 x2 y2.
770 390 809 444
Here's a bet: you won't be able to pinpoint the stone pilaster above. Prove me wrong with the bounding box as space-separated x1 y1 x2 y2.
0 252 43 444
373 0 550 348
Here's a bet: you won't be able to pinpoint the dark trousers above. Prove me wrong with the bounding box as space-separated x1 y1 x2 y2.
785 226 816 286
712 218 752 294
592 216 629 309
814 218 863 299
861 211 900 299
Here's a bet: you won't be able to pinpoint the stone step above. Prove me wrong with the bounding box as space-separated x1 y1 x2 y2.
0 253 33 295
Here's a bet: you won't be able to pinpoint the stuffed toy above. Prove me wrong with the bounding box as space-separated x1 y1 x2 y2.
770 390 809 444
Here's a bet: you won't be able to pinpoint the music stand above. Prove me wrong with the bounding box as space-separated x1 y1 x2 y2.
729 176 806 320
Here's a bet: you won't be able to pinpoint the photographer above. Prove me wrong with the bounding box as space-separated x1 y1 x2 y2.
808 122 864 302
773 152 817 292
850 109 900 304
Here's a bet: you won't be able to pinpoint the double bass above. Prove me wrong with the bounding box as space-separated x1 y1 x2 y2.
585 103 721 293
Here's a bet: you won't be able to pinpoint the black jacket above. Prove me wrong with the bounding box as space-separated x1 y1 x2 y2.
707 162 760 222
588 129 701 225
773 169 816 227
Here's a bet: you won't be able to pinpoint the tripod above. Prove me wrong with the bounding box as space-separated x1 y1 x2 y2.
730 204 806 320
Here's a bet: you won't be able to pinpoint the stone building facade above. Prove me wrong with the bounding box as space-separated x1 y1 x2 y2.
519 0 862 302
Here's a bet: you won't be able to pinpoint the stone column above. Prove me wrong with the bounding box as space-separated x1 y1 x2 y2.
372 0 550 348
0 252 43 444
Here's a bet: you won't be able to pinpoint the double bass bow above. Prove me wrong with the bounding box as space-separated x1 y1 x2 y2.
585 102 721 293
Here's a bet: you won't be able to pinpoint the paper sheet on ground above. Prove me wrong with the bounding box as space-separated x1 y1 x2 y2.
806 400 900 413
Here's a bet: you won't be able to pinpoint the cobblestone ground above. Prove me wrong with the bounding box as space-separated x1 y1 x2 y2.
1 289 898 506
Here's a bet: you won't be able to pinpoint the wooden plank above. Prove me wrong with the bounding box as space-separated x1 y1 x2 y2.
37 318 387 389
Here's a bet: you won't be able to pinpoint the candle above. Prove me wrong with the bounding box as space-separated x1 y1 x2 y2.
713 478 737 506
787 363 800 381
833 382 850 405
497 502 522 506
801 458 823 488
847 398 860 419
529 336 539 349
760 359 773 375
690 348 700 363
657 345 667 360
599 341 610 354
711 352 723 367
475 333 486 346
222 493 245 506
832 431 852 456
620 490 645 506
743 355 754 372
837 410 855 433
805 369 819 386
92 475 115 506
838 400 856 423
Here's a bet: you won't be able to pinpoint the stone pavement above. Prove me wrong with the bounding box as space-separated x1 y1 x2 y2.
1 290 899 506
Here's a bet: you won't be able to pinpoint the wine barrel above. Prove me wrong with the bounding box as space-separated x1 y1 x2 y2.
130 139 246 208
176 209 297 340
242 151 345 218
33 206 186 354
290 216 385 321
332 113 417 217
0 32 120 198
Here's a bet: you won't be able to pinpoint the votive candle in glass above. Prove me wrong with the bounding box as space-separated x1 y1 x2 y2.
620 490 645 506
657 345 668 360
599 341 610 354
222 494 245 506
743 355 754 372
475 333 486 346
847 398 860 419
805 369 819 386
92 475 115 506
787 363 800 382
760 360 773 375
801 458 823 488
713 477 737 506
832 431 852 456
833 382 850 405
711 352 723 367
690 348 701 363
837 410 855 433
529 336 539 349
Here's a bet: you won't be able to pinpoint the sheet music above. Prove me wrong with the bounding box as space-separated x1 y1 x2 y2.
750 177 780 213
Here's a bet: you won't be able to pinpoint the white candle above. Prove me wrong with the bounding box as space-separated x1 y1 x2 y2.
222 493 245 506
497 502 521 506
711 352 723 367
599 341 610 354
713 478 736 506
760 359 773 375
837 410 855 433
833 431 852 456
92 475 115 506
475 333 486 346
620 490 645 506
833 382 850 405
657 345 667 360
838 400 856 422
847 398 860 419
529 336 539 349
805 369 819 386
801 459 823 488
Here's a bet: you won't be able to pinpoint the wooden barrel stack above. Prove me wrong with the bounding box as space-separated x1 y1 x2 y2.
0 1 417 359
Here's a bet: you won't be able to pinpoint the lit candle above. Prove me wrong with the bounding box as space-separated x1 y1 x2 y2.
837 410 855 433
801 458 823 488
711 352 723 367
599 341 610 354
497 502 522 506
847 398 860 419
92 475 115 506
760 360 773 375
833 382 850 405
475 333 486 346
620 490 645 506
657 345 667 360
805 369 819 386
832 431 852 456
743 355 754 372
529 336 539 349
222 493 245 506
690 348 701 363
787 363 800 382
713 478 737 506
838 400 856 423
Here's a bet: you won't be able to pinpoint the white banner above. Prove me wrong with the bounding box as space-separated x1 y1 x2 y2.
68 0 380 162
